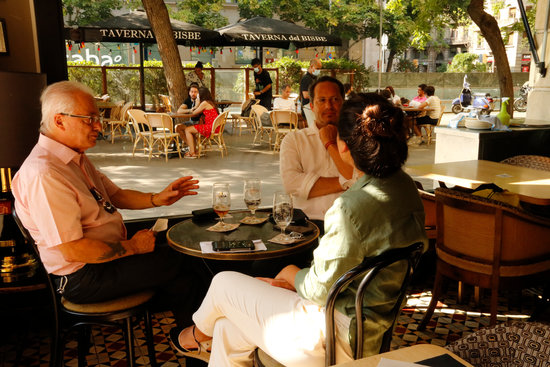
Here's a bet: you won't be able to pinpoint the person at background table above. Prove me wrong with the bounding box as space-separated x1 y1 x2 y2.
12 80 207 328
169 93 428 366
300 58 322 109
343 83 357 100
273 84 296 111
187 61 206 88
379 89 394 104
176 82 201 125
412 85 441 139
408 83 427 107
386 85 401 106
280 76 353 230
176 87 219 159
251 58 273 110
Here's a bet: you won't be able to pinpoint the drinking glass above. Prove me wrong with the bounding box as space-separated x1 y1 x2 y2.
244 179 261 217
273 191 293 240
212 183 231 225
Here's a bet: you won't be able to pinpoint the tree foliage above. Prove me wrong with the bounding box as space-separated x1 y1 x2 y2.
63 0 126 26
447 52 487 72
170 0 229 29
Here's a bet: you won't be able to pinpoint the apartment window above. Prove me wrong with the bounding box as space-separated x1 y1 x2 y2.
509 7 517 19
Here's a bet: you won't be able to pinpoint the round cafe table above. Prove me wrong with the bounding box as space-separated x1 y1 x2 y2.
166 210 319 261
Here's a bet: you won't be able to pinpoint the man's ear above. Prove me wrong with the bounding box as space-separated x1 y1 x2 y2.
53 114 66 130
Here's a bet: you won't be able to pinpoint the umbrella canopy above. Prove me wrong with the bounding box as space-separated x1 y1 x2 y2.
65 10 221 46
216 17 341 49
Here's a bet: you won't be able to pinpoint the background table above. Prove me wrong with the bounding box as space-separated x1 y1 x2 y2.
335 344 473 367
167 210 319 260
405 159 550 205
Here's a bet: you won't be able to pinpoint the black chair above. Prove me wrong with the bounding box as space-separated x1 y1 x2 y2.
12 209 158 367
254 242 425 367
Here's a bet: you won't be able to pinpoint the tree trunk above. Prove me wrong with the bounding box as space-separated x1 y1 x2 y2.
468 0 514 117
142 0 187 110
386 49 396 72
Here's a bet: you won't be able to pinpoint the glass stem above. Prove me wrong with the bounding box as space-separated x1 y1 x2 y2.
251 209 256 217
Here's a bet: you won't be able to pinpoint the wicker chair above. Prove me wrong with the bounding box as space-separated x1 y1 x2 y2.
418 188 550 329
417 101 445 145
500 155 550 172
446 321 550 367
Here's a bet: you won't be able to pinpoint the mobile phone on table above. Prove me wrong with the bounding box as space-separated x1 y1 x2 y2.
212 240 255 252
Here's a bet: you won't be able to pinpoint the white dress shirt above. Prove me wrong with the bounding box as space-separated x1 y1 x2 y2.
279 123 343 220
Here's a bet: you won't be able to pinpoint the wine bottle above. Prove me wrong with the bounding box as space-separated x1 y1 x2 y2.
497 98 511 127
0 168 37 283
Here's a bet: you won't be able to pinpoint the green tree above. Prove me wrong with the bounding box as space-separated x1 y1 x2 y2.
447 52 487 72
62 0 141 26
170 0 229 29
393 0 514 115
63 0 125 26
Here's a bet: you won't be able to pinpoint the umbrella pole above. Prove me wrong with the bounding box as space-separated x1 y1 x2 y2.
140 42 146 110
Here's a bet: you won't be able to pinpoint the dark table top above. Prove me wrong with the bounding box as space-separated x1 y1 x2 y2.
166 210 319 260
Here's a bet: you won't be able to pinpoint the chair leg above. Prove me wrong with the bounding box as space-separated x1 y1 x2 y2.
123 318 135 367
474 286 481 307
418 271 444 331
77 326 91 367
489 286 498 326
144 310 158 367
458 281 464 304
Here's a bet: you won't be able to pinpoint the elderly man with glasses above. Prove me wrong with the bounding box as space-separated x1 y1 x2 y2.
12 80 207 328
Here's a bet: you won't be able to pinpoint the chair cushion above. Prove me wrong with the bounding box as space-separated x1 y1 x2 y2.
61 290 155 313
446 321 550 367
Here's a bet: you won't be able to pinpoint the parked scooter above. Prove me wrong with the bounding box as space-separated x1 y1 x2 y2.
451 75 494 115
513 81 530 112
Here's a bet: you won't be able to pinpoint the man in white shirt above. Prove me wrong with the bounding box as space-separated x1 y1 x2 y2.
280 76 353 229
273 85 296 111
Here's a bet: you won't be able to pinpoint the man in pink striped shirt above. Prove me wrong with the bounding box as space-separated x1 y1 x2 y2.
13 80 206 327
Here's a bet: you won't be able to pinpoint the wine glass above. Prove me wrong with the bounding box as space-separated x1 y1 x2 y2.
244 179 261 218
273 191 293 240
212 183 231 226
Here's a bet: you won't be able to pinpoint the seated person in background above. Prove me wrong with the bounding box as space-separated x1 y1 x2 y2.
273 84 296 111
379 89 393 104
413 85 441 138
176 87 219 159
343 83 357 100
408 83 427 107
169 93 428 366
385 85 401 106
280 76 353 229
176 83 201 125
12 81 207 328
187 61 206 88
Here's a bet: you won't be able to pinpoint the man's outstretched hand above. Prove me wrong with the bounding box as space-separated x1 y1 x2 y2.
155 176 199 206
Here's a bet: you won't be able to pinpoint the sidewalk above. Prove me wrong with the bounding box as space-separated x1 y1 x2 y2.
88 124 437 221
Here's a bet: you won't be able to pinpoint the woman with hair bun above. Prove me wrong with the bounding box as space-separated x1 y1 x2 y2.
170 93 427 366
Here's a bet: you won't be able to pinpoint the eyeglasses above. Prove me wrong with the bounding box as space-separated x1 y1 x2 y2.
89 188 116 214
59 113 103 126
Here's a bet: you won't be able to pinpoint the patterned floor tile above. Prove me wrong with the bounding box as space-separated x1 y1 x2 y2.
2 283 548 366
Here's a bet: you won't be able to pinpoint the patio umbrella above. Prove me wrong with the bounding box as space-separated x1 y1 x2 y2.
65 10 220 46
65 10 221 108
217 17 341 49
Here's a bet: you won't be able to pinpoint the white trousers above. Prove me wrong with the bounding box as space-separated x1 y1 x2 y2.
193 271 353 367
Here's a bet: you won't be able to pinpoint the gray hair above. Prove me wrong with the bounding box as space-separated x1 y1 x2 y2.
40 81 95 134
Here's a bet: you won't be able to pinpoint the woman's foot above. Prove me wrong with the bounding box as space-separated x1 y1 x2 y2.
169 325 212 362
184 152 198 159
